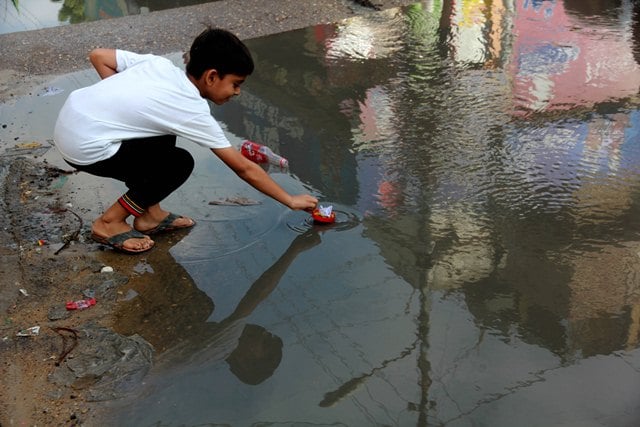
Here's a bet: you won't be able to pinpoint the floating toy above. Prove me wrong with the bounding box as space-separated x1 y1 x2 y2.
312 205 336 224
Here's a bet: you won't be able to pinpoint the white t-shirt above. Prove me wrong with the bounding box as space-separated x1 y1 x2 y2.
54 50 231 165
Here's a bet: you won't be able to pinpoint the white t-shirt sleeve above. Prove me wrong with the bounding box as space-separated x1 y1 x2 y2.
115 50 155 72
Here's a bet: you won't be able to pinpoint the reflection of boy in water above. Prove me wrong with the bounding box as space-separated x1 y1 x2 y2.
226 324 283 385
54 27 317 254
172 230 320 384
117 230 320 386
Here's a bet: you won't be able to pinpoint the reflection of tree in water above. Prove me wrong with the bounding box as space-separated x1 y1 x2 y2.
58 0 134 23
58 0 86 24
55 0 219 25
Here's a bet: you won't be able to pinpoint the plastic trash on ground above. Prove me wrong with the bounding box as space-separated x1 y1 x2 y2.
16 326 40 337
66 297 96 311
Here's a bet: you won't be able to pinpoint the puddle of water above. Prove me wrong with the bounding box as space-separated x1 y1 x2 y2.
4 1 640 425
0 0 220 34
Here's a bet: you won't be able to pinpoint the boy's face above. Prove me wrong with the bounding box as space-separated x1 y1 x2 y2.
202 71 246 105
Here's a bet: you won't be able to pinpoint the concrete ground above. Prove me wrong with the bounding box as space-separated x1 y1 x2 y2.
0 0 415 101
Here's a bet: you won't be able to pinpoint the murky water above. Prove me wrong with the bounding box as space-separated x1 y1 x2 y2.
111 0 640 426
4 0 640 425
103 1 640 425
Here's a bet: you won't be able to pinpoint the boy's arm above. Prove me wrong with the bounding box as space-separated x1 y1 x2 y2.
212 147 318 210
89 48 118 79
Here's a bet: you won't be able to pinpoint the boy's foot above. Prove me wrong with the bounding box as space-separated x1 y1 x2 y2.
91 229 154 254
92 217 154 253
135 212 195 235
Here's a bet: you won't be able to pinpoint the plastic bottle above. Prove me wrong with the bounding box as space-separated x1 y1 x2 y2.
240 140 289 168
66 297 96 311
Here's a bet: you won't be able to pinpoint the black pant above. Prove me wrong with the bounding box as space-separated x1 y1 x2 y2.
67 135 194 216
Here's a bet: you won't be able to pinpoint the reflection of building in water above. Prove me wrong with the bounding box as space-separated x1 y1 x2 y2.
565 110 640 354
330 0 640 361
330 2 500 291
509 0 640 114
324 9 404 61
210 6 640 418
488 106 640 358
449 0 515 66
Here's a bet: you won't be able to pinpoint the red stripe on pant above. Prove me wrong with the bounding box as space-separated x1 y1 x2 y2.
118 194 144 217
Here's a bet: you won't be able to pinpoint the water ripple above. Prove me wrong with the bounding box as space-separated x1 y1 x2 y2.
286 205 361 234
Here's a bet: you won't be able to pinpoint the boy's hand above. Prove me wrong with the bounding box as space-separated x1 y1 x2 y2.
213 147 318 211
288 194 318 211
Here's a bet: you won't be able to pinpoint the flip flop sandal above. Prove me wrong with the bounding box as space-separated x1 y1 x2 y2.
142 212 195 235
91 229 153 254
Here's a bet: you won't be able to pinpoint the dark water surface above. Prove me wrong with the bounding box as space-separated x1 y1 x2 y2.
102 1 640 425
19 0 640 425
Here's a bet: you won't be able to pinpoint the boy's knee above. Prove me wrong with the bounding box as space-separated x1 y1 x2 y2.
176 147 195 175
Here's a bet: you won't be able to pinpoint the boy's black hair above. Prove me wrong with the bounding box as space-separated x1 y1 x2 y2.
187 27 254 79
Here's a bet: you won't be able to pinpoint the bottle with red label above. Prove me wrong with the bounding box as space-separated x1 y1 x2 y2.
240 140 289 168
